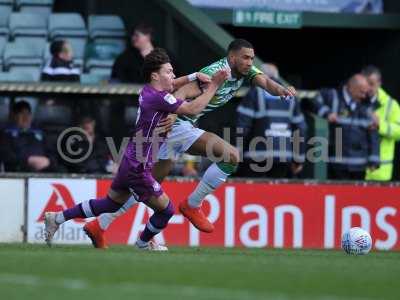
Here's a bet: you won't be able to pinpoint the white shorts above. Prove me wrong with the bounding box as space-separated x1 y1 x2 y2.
157 120 205 161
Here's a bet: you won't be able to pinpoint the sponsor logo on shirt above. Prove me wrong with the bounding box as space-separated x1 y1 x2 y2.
153 181 161 192
164 94 177 104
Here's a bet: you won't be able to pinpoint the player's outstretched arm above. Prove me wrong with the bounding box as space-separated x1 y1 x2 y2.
175 70 228 116
253 74 297 98
173 72 211 91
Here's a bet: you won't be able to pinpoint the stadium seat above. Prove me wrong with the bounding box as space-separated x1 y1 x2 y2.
0 69 40 82
34 103 73 151
16 0 54 17
80 73 107 85
0 0 13 11
88 15 125 41
48 13 88 40
124 106 138 126
3 39 45 71
0 37 6 70
9 12 48 42
85 42 123 75
0 97 10 126
35 104 72 127
0 6 11 40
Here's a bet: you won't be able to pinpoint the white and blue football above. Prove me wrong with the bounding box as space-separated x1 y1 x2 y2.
341 227 372 255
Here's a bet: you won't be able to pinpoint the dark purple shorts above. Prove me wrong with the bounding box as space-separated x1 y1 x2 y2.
110 156 163 202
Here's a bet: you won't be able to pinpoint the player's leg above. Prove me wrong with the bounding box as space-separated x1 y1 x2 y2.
152 159 175 183
179 131 239 233
84 158 175 249
135 193 174 251
44 188 131 246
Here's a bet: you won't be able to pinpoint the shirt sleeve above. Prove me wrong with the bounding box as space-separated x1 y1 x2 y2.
199 64 217 77
153 92 185 113
246 65 263 82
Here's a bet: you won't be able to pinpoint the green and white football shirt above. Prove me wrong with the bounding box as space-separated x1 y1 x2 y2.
177 57 263 124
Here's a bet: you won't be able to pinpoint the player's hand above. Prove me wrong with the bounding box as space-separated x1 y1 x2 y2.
278 86 297 99
328 113 338 123
154 114 177 135
196 72 211 84
211 69 229 86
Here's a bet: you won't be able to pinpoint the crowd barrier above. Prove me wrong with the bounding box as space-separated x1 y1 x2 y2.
1 174 399 250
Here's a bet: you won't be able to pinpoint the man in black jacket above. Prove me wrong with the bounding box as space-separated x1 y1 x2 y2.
111 23 180 83
2 101 59 172
41 40 81 82
315 74 380 180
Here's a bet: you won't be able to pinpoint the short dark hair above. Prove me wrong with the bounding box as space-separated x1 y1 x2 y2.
79 115 95 126
133 23 153 37
12 100 31 115
228 39 254 53
142 48 171 82
361 65 381 78
50 40 66 57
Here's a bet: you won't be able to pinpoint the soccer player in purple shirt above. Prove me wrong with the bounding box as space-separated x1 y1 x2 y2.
44 48 228 250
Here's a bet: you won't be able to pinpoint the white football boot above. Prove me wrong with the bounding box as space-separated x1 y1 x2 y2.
44 212 59 247
135 240 168 251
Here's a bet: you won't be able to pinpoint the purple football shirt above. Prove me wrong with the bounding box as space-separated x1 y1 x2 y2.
124 84 184 168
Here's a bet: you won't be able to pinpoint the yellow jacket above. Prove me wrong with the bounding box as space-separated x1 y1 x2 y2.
366 88 400 181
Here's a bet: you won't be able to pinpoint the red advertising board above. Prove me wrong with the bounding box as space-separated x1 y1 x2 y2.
96 180 400 250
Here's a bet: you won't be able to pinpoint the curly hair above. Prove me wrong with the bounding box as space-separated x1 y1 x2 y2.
142 48 171 82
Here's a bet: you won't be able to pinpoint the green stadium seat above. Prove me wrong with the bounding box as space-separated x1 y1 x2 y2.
0 6 11 39
88 15 125 41
4 40 45 71
85 42 123 74
16 0 53 17
0 96 10 126
80 73 107 85
0 69 40 82
9 12 48 42
0 37 6 70
49 13 88 40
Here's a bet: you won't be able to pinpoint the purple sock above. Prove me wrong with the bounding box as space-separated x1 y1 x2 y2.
140 201 174 242
63 196 122 221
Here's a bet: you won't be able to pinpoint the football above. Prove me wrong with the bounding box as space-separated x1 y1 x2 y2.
341 227 372 255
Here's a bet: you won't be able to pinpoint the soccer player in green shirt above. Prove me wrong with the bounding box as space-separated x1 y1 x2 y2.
83 39 296 248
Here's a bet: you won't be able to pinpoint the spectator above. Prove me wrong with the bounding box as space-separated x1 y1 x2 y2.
111 23 180 83
314 74 380 180
362 66 400 181
67 116 115 174
41 40 80 82
236 64 307 178
2 101 58 172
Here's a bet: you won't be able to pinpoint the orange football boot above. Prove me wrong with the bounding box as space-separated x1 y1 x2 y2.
83 219 108 249
179 199 214 233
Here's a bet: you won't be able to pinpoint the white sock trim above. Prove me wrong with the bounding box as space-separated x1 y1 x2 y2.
97 196 138 230
55 212 65 224
81 200 95 218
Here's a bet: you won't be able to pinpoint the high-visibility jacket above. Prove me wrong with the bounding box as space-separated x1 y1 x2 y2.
366 88 400 181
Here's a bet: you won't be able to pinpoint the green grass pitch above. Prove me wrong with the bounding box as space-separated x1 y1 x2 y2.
0 244 398 300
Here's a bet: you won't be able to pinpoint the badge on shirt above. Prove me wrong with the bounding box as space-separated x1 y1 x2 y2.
164 94 177 104
152 181 161 192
